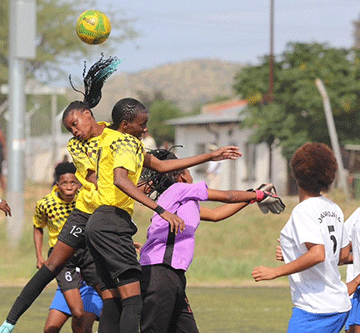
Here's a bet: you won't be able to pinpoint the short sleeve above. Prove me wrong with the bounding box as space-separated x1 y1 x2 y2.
67 139 92 172
33 201 47 229
291 207 324 246
341 226 350 249
345 208 360 242
111 136 144 174
171 181 208 204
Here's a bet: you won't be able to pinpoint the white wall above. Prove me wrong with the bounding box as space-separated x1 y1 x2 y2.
173 124 288 194
26 133 72 183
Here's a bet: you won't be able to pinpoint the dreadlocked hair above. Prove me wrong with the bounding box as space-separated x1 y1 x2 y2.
140 147 182 199
68 53 122 109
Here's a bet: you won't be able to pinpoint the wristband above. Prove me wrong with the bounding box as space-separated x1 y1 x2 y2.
250 190 265 204
154 205 165 215
255 190 265 202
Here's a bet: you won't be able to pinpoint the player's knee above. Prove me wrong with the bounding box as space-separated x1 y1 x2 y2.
70 307 85 321
44 324 61 333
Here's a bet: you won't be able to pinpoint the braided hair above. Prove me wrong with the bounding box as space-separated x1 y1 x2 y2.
140 147 183 199
109 98 148 130
63 53 121 123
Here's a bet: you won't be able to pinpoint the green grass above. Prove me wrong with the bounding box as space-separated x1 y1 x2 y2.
0 285 294 332
0 184 356 332
0 183 359 285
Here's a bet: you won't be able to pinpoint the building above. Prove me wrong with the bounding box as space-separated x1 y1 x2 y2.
167 99 288 194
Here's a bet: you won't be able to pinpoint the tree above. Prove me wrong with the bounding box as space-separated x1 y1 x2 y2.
1 0 138 84
147 99 182 147
0 0 139 134
233 42 360 162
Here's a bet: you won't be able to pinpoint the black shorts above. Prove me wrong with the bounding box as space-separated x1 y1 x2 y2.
57 208 91 249
140 264 199 333
85 205 141 291
48 246 99 291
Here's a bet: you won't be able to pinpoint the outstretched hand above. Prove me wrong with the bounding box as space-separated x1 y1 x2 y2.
160 211 185 235
254 184 285 214
0 199 11 217
209 146 242 161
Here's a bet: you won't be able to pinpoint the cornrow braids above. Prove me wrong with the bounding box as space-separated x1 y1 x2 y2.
109 98 148 130
62 100 90 124
68 53 122 109
139 147 182 199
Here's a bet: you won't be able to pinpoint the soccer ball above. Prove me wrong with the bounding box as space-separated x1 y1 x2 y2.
76 10 111 45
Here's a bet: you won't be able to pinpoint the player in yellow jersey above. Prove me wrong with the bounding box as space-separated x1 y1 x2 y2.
85 97 242 333
0 55 120 333
33 162 102 333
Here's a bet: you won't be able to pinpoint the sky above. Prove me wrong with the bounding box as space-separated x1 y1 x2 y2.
83 0 360 74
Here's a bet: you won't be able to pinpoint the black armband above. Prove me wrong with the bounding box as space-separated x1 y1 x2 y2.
154 205 165 215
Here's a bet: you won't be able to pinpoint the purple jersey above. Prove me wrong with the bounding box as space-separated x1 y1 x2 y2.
140 181 208 271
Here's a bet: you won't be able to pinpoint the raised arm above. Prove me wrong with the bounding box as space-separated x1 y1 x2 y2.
200 202 248 222
207 188 260 203
114 167 185 234
143 146 241 173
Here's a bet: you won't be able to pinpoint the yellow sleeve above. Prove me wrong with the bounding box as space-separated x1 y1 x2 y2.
67 138 93 174
111 136 142 174
33 200 47 229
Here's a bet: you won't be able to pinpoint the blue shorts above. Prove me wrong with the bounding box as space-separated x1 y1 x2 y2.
345 288 360 330
288 307 349 333
49 283 103 318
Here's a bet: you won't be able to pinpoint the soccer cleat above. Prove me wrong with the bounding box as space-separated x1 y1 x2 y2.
0 321 15 333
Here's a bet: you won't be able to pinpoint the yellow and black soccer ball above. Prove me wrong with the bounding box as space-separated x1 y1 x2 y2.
76 10 111 45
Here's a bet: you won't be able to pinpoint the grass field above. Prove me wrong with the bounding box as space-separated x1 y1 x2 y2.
0 285 294 332
0 183 357 332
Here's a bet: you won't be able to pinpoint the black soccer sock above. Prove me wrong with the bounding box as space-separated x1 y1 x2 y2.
7 265 56 325
119 295 143 333
98 298 122 333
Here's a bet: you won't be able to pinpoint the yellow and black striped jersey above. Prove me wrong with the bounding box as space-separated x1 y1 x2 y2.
96 127 145 216
67 121 109 214
33 186 78 247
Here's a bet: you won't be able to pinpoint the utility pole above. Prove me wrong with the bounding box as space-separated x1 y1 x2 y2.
268 0 275 104
7 0 36 247
315 78 349 199
266 0 275 182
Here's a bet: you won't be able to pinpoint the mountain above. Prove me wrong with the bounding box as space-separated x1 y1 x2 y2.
92 58 243 120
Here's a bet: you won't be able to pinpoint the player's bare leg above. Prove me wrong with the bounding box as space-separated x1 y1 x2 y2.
44 310 69 333
62 289 85 333
45 241 77 275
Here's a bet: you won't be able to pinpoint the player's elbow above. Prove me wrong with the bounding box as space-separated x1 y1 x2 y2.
313 249 325 264
114 178 126 192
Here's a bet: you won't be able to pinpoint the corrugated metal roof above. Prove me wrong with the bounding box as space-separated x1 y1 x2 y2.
167 103 247 126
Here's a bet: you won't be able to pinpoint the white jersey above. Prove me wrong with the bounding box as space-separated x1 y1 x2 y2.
347 208 360 281
280 196 351 314
344 209 360 282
